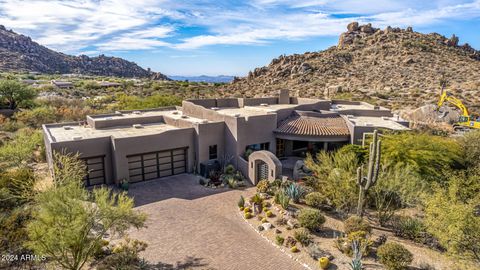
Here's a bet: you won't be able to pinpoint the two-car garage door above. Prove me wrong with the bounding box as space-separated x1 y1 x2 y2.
127 148 187 183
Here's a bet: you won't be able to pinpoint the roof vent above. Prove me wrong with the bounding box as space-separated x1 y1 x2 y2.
374 106 380 110
201 120 209 124
105 117 113 120
72 136 82 141
234 113 241 117
181 115 189 119
172 111 179 115
63 126 73 130
260 103 269 107
132 124 143 129
347 115 355 119
211 107 219 111
133 111 142 115
365 123 374 127
381 116 389 120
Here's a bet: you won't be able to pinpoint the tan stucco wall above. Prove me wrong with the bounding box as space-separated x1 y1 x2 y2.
111 128 195 182
50 136 114 184
247 150 282 184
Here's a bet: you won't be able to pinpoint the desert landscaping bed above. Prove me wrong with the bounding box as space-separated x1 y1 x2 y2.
237 187 474 270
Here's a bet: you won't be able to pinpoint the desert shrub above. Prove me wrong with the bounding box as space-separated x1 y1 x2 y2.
276 235 285 245
243 207 250 213
0 128 44 166
275 191 290 210
371 165 424 226
290 246 299 253
224 164 235 174
336 230 372 257
304 150 359 212
381 133 462 182
227 177 238 188
377 242 413 270
115 93 181 110
458 129 480 166
0 117 23 132
262 201 270 208
244 212 252 219
424 177 480 262
14 106 57 128
237 195 245 208
305 192 327 209
344 216 371 234
294 228 312 247
284 183 306 203
392 216 425 241
95 238 148 270
250 193 263 205
298 208 325 231
266 210 273 217
256 179 269 193
261 217 267 223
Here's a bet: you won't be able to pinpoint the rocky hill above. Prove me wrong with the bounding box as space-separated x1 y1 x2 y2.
223 22 480 116
0 25 169 79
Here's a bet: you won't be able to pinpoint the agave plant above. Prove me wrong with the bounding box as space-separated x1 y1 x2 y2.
284 183 306 203
350 240 363 270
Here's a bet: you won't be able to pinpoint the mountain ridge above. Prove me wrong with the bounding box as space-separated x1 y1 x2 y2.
223 22 480 115
0 25 169 79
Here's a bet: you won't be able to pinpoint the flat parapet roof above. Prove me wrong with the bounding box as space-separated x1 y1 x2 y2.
347 116 409 130
214 104 302 117
46 122 180 142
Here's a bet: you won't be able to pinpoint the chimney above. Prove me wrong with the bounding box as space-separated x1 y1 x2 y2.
278 89 290 104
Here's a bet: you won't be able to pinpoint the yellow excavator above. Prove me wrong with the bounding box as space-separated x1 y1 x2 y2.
436 89 480 131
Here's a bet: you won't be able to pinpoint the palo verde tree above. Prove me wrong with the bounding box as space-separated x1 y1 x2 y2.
356 130 381 217
0 79 36 110
26 153 146 270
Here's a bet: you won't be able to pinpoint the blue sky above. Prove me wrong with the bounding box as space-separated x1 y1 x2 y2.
1 0 479 76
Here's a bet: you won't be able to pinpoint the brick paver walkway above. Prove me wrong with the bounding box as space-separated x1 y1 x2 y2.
127 174 305 270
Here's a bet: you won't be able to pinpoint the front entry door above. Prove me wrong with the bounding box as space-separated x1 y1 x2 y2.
256 161 268 182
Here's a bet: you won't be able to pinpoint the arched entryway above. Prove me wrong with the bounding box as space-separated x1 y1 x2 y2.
248 150 282 185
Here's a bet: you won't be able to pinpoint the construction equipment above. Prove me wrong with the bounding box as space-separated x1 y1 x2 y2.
436 89 480 131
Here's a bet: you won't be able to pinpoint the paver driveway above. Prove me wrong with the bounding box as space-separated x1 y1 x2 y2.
127 174 305 270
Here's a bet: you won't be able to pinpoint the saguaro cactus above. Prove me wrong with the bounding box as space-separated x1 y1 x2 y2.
356 130 381 216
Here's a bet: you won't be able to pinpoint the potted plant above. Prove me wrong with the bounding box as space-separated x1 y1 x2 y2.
120 178 129 191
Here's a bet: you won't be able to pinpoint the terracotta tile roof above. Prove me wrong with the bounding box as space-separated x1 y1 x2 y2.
275 111 350 137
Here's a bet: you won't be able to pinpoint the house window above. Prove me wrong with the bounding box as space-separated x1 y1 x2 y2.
276 139 285 157
245 142 270 152
209 145 218 159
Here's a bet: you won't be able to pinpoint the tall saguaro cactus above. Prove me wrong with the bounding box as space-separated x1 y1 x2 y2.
356 130 381 217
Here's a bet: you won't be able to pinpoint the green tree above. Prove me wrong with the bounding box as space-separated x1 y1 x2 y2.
304 149 359 212
424 174 480 263
26 153 146 270
0 80 36 109
381 132 462 182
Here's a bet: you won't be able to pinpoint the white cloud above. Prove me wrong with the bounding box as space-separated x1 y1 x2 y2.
0 0 479 53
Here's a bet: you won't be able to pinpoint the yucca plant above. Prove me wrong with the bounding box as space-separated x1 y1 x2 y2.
284 183 306 203
350 240 363 270
275 191 290 210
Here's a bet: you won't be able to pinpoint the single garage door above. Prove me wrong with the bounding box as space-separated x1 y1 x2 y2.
81 155 106 186
127 148 187 183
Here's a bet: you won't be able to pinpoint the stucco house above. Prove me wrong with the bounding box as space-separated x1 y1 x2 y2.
42 90 409 186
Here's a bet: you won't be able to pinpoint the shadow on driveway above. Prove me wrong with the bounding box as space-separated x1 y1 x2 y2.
127 174 232 207
145 256 215 270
